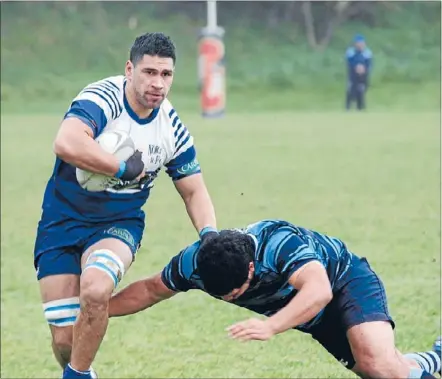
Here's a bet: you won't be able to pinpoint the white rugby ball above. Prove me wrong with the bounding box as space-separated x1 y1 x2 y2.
76 130 136 192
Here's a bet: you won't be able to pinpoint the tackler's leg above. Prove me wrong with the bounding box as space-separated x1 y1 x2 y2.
349 322 440 379
320 255 440 379
342 258 439 379
66 238 134 377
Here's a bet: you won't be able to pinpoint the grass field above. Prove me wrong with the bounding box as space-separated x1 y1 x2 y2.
1 111 440 378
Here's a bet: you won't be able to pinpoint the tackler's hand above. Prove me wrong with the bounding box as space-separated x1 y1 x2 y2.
115 150 145 182
226 318 275 342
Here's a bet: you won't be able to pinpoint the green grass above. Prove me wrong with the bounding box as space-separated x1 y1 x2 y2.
1 111 440 378
2 80 440 115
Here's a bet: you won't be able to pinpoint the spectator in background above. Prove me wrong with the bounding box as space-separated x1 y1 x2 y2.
345 34 373 111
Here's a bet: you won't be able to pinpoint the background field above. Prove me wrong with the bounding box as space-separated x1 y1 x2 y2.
1 2 441 112
1 1 441 379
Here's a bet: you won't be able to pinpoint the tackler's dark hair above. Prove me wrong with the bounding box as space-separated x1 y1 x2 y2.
197 230 255 296
130 32 176 65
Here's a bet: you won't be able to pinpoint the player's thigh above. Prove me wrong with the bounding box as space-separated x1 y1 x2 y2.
310 256 397 371
83 217 144 264
78 217 144 298
79 238 133 301
80 223 143 294
336 256 401 375
82 237 134 272
309 313 357 370
348 321 410 377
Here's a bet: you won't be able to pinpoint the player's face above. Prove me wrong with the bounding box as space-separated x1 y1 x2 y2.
355 41 365 51
126 54 174 109
222 262 255 302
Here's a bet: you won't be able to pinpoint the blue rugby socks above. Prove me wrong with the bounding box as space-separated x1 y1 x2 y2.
62 363 93 379
408 367 437 378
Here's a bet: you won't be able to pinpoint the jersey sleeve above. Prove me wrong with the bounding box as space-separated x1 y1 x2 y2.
161 243 200 292
345 47 355 60
64 79 122 138
364 49 373 72
270 233 324 282
164 108 201 181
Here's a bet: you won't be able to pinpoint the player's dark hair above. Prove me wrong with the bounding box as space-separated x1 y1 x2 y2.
197 230 255 296
130 32 176 65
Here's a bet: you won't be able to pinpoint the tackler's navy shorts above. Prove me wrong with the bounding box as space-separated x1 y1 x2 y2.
308 256 395 370
33 213 144 280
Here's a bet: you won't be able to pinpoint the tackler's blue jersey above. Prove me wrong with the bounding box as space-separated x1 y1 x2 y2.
40 75 201 222
161 219 355 332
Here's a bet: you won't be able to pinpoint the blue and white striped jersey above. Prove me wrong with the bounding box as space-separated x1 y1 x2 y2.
161 219 355 332
41 75 200 222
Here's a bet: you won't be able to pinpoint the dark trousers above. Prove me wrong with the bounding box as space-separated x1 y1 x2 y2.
346 82 367 110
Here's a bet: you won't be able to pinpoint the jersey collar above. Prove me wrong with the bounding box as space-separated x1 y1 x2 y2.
247 233 259 255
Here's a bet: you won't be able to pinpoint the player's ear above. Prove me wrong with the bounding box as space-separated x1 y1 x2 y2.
249 262 255 277
125 60 134 78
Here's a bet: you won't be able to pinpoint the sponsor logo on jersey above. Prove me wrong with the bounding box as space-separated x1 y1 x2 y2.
177 158 200 176
147 144 164 165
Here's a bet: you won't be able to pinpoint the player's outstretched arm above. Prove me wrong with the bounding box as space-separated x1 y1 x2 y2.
165 120 216 235
174 173 217 235
54 117 121 176
267 261 333 334
109 273 177 317
228 261 333 342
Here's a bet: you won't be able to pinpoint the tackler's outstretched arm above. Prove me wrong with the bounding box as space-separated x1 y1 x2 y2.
109 273 177 317
227 260 333 342
267 261 333 335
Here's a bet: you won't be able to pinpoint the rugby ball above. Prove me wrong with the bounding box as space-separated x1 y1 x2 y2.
76 130 136 192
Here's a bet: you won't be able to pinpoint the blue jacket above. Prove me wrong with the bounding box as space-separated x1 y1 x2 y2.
345 46 373 83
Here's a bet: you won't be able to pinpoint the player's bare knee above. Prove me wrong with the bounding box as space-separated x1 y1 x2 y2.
353 343 397 377
356 354 405 378
80 275 113 307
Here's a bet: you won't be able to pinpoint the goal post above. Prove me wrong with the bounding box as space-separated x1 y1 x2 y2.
198 0 226 118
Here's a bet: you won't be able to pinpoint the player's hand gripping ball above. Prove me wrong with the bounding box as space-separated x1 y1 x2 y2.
76 130 143 192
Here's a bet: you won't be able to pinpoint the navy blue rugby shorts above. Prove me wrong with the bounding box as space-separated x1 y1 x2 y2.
33 213 144 280
307 256 394 370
